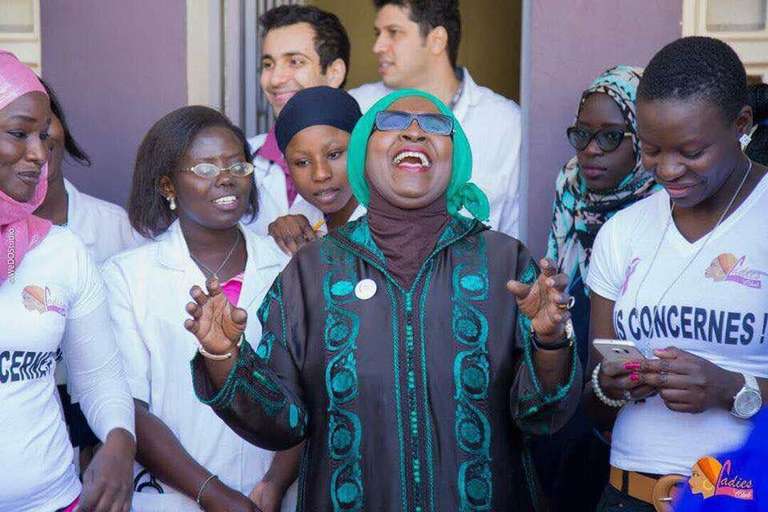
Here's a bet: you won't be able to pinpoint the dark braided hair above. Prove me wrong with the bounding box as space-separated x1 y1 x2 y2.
637 36 748 124
746 83 768 166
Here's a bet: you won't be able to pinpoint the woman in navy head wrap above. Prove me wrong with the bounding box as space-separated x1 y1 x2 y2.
268 86 364 254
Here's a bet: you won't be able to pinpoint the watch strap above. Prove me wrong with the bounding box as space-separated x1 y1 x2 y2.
530 320 575 351
742 373 759 391
731 372 762 419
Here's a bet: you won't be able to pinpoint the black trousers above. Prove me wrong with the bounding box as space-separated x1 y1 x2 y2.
57 385 99 448
595 485 656 512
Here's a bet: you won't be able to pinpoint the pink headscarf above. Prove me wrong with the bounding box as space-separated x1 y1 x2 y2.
0 51 52 285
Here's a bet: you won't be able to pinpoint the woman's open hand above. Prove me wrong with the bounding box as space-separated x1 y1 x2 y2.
184 278 247 356
507 258 571 344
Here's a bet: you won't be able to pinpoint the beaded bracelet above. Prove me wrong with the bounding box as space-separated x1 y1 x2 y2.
591 363 627 408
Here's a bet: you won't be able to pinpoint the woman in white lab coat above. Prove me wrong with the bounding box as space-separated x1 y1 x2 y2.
102 105 298 512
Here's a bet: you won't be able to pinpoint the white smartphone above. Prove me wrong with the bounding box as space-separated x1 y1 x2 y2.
593 338 646 363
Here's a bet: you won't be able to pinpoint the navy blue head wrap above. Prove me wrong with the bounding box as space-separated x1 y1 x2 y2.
275 86 362 154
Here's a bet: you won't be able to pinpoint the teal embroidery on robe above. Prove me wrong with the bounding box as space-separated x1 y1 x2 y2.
383 279 409 512
451 235 493 511
417 264 437 512
322 242 365 512
329 216 484 512
195 274 310 437
196 341 291 419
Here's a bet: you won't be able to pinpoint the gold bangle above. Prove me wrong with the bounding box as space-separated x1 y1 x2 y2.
197 335 244 361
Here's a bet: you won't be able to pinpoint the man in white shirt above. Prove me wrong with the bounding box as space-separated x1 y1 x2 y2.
349 0 522 237
245 5 351 234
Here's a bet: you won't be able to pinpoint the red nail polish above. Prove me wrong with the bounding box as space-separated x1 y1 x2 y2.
624 361 640 370
630 373 639 382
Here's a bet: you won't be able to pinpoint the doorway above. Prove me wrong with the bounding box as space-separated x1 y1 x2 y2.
308 0 522 102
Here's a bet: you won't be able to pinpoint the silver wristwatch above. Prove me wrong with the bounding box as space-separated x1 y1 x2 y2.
731 373 762 419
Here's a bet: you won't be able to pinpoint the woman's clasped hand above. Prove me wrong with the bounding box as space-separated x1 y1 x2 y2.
600 347 743 412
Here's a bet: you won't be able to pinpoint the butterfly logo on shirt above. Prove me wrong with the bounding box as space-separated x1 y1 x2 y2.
22 285 66 316
705 253 768 289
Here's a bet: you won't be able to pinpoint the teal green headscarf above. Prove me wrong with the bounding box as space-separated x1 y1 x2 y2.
347 88 490 222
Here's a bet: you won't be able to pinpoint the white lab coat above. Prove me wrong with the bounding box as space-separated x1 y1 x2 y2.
349 68 522 238
101 221 296 511
64 178 143 265
287 200 368 236
56 179 145 387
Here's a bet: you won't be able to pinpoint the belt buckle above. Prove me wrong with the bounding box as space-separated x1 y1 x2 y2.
651 474 686 512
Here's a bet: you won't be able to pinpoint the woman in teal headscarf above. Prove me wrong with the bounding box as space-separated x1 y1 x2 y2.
188 89 581 511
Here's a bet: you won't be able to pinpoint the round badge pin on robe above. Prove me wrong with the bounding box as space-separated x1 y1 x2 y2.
354 279 377 300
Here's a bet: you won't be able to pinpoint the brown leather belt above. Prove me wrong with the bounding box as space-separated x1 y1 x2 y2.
609 466 686 512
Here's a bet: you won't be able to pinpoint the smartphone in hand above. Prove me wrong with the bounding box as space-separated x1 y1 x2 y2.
593 338 646 363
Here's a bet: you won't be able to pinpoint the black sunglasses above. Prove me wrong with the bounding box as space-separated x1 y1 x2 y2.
374 111 454 136
566 126 632 152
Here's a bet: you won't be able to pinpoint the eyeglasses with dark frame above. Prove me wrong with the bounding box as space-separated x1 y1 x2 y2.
566 126 632 153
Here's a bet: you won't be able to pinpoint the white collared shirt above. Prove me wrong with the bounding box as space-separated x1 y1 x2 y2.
287 200 367 236
56 180 145 387
349 68 522 238
102 221 296 511
64 179 143 265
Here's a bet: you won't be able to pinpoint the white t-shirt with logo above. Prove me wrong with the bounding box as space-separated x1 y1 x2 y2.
587 173 768 476
0 227 134 511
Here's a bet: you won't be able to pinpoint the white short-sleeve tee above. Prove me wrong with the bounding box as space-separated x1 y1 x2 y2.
0 227 105 511
587 173 768 476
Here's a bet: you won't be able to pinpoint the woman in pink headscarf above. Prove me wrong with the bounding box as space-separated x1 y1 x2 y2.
0 52 136 512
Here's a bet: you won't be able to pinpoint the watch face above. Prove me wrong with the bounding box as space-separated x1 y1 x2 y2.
735 388 762 418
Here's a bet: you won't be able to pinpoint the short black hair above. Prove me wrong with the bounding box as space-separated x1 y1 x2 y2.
746 83 768 166
39 79 91 166
637 36 748 123
260 5 350 88
373 0 461 69
129 106 257 238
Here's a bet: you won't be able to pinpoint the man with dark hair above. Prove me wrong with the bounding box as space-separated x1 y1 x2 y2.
245 5 352 235
350 0 522 237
